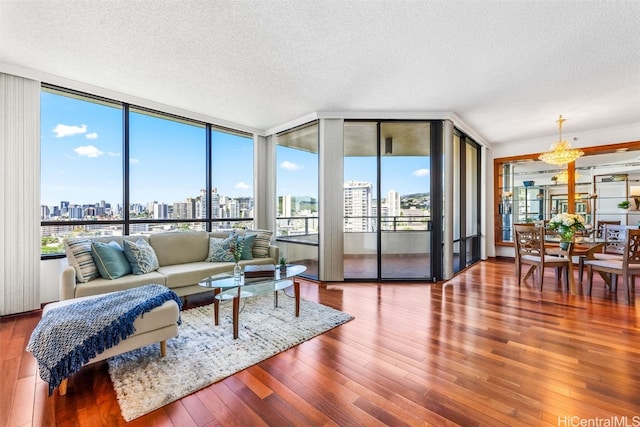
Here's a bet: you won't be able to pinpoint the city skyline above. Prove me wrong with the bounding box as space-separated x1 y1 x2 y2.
41 180 429 221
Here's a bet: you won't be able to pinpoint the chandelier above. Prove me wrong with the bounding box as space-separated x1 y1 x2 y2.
539 115 584 165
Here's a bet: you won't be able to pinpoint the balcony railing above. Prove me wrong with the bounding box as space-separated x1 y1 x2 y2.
276 215 431 237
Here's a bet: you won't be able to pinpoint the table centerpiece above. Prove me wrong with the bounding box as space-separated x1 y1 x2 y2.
548 212 587 249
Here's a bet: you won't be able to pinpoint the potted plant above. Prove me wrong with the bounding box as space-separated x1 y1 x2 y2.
279 257 287 273
618 200 631 209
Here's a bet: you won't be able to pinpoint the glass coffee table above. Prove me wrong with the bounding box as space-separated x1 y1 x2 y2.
198 264 306 339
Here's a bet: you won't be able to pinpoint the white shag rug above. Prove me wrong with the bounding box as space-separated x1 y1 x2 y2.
108 292 353 421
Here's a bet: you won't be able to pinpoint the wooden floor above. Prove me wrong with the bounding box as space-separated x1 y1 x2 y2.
2 258 640 426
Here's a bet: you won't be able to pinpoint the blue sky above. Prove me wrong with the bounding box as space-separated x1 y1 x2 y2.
344 156 431 196
41 90 431 207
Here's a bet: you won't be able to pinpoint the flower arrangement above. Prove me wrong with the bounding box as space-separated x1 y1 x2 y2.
229 238 244 263
548 212 586 242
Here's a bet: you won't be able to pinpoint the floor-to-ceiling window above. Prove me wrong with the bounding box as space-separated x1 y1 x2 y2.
344 121 432 280
128 108 206 234
40 87 124 253
453 130 481 272
40 85 255 256
275 122 319 279
211 128 255 230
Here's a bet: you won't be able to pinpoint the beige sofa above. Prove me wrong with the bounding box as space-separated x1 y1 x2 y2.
61 230 279 300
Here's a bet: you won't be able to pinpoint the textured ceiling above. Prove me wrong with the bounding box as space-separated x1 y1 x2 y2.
1 0 639 144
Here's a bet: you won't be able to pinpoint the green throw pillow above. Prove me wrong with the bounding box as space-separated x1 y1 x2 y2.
238 234 256 260
123 239 159 274
91 241 132 280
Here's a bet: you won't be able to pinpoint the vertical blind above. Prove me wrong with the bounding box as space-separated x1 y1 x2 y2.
1 73 41 315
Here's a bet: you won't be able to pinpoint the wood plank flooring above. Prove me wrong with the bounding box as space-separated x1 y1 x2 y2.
2 258 639 426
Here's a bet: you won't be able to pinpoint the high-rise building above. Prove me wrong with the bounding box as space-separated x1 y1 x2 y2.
172 202 190 220
199 188 221 219
282 194 292 217
344 180 372 232
60 201 69 216
69 206 83 219
387 190 401 218
153 202 169 219
40 205 50 219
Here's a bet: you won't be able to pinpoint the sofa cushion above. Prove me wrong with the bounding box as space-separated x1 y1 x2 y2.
206 236 235 262
64 238 100 283
158 258 276 288
149 231 210 266
123 239 160 275
158 262 234 287
91 241 132 280
248 229 273 258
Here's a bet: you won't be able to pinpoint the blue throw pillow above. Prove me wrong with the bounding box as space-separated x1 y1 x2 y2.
123 239 160 274
91 241 132 280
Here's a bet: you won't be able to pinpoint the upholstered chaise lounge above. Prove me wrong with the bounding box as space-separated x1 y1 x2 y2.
30 285 181 396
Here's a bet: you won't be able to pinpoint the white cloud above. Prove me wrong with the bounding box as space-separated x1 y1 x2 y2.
85 132 98 139
280 160 302 171
107 151 120 157
235 181 250 190
413 168 430 177
130 158 139 164
53 124 87 138
74 145 104 158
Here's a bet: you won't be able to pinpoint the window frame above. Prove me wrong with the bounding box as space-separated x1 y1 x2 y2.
40 84 255 258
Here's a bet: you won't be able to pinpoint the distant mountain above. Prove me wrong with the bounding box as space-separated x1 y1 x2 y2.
402 193 429 199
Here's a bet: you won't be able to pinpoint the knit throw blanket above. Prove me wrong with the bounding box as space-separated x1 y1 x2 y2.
27 284 182 395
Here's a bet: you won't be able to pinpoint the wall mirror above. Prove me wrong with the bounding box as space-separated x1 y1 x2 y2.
494 141 640 245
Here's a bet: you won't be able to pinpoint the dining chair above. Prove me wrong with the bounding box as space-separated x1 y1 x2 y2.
596 220 621 239
594 224 637 261
590 225 638 290
514 224 573 291
586 228 640 304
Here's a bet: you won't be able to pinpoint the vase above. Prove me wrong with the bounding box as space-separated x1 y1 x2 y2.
559 241 570 250
233 262 242 282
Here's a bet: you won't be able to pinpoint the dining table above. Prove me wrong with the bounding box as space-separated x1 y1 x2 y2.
545 237 605 295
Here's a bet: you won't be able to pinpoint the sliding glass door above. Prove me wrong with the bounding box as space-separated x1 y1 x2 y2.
344 121 432 280
453 131 481 272
380 122 431 279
